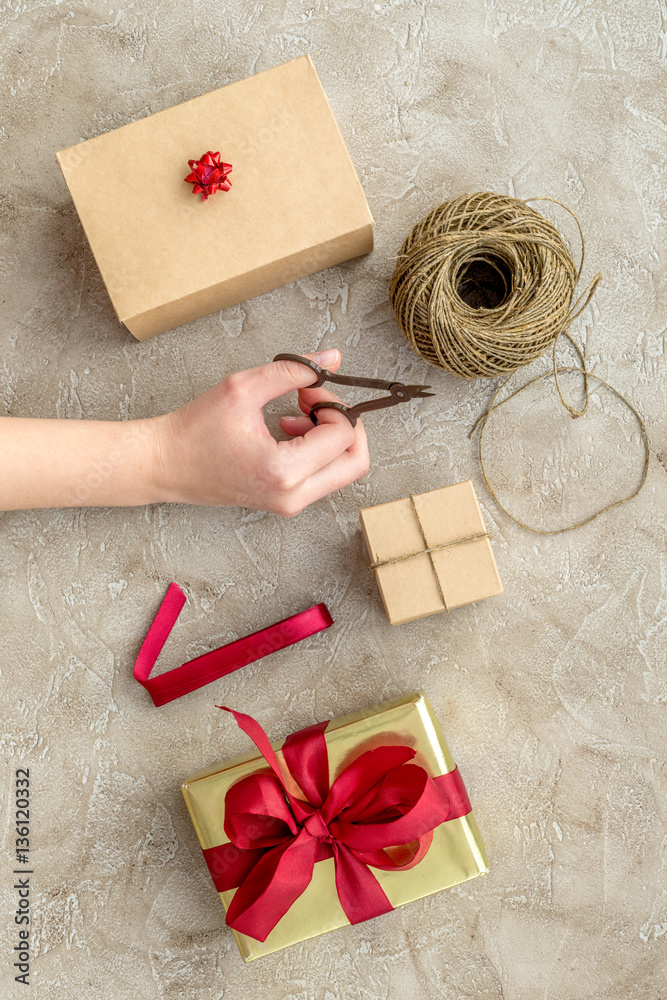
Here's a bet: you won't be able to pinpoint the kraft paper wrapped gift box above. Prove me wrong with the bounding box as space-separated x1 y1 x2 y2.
56 56 373 340
360 481 503 625
182 692 488 962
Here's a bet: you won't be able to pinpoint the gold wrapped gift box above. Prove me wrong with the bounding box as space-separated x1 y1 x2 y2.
182 691 488 961
360 481 503 625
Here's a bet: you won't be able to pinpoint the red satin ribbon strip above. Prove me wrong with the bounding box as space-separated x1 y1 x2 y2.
134 583 333 707
202 706 473 942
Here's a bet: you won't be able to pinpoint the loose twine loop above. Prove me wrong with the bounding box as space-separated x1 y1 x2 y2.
389 191 650 534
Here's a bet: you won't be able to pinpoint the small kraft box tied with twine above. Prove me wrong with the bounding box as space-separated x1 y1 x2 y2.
181 692 488 961
56 56 373 341
360 481 503 625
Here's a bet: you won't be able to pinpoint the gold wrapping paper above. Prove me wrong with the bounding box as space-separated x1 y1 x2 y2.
359 482 503 625
182 691 488 961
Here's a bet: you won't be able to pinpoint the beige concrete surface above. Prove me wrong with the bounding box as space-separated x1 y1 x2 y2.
0 2 666 998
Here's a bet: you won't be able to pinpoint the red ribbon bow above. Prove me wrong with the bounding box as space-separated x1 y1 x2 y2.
202 707 472 942
185 151 233 200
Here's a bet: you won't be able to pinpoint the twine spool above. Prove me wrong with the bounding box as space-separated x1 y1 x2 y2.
389 191 650 533
389 191 599 381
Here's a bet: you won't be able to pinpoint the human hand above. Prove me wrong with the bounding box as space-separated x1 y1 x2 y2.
153 349 370 515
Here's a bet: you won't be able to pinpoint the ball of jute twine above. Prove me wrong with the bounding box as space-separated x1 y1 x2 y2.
389 191 599 385
389 191 649 534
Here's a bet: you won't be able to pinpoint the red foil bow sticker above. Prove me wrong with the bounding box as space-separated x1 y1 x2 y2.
202 707 472 942
185 151 233 200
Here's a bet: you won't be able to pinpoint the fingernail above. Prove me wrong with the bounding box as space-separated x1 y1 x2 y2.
282 415 299 422
314 348 339 367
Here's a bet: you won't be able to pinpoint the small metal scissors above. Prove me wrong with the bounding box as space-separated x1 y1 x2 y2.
274 353 435 428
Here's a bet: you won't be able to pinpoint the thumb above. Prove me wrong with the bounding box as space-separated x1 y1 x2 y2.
238 349 342 408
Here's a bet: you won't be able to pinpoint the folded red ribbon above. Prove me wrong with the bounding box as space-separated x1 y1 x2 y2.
134 583 333 707
203 707 472 942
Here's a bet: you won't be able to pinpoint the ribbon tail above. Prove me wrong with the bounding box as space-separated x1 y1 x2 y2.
332 843 394 926
226 830 319 943
218 708 333 813
217 707 288 788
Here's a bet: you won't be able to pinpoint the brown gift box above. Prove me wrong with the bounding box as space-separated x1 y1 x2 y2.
360 481 503 625
56 56 373 341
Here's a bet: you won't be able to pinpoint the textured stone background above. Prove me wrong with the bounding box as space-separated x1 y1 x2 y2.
1 1 666 998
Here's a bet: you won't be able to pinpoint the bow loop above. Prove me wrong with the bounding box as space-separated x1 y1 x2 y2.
282 721 330 806
330 765 452 852
323 745 417 822
224 772 298 849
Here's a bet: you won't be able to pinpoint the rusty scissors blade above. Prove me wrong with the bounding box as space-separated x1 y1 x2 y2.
273 353 435 428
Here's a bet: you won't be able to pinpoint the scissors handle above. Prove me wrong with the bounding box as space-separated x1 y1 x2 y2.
309 401 358 428
273 353 395 391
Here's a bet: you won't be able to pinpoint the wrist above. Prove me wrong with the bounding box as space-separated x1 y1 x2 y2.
81 417 166 508
148 411 185 504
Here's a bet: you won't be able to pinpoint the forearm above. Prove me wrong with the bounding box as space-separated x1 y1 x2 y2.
0 415 163 510
0 351 369 515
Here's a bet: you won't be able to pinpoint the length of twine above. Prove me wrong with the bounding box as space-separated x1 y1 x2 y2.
469 331 651 534
469 199 649 535
392 192 650 534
